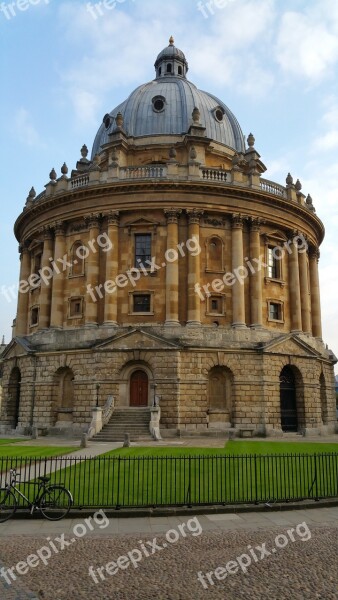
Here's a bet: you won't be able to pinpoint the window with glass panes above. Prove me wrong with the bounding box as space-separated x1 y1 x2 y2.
133 294 151 313
135 234 151 266
267 246 280 279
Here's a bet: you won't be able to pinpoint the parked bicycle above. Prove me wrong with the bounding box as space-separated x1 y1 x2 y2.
0 468 73 522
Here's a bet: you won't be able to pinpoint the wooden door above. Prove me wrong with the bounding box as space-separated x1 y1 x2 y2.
130 370 148 406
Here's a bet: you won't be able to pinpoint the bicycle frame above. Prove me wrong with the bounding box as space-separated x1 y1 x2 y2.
7 470 50 514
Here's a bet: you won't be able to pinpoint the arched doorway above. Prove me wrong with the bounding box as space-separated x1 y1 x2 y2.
8 368 21 429
280 366 298 432
130 370 148 407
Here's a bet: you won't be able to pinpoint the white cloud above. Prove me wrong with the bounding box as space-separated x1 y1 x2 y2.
55 0 278 125
14 108 43 147
312 131 338 152
275 10 338 81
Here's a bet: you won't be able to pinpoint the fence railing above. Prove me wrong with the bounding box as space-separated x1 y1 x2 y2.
1 453 337 509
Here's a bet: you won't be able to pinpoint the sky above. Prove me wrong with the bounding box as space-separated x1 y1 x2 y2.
0 0 337 370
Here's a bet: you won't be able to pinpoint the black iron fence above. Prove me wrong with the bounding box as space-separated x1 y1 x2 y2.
0 453 337 509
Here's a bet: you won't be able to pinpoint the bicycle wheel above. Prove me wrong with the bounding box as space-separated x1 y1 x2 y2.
39 486 72 520
0 488 17 523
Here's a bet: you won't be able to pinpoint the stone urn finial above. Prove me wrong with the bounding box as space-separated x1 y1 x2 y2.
192 106 200 124
61 162 68 176
247 133 255 148
28 186 36 199
306 194 315 212
81 144 88 158
286 173 293 186
49 168 57 182
295 179 302 192
116 112 124 128
169 35 174 46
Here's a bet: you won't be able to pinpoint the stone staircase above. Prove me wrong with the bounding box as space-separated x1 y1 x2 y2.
92 407 152 442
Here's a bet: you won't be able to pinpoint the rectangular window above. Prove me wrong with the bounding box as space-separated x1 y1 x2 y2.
34 253 42 273
31 307 39 326
207 295 225 316
267 247 281 279
69 298 83 318
133 294 151 313
135 234 151 266
269 302 282 321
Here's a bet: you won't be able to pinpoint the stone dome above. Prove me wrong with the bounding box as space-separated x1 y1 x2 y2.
91 38 246 157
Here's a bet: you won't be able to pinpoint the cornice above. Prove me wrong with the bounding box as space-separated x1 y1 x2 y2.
14 180 325 245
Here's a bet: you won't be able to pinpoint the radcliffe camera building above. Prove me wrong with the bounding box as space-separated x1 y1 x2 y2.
1 38 337 439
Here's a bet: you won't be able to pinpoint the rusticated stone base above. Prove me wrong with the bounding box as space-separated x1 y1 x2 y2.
0 325 336 439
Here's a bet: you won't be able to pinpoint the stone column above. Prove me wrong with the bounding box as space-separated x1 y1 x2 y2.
104 211 119 325
249 218 263 327
288 234 302 332
231 214 246 328
16 245 31 335
309 247 322 339
85 214 100 326
186 209 203 325
298 243 312 334
38 228 54 330
164 208 182 325
50 222 66 328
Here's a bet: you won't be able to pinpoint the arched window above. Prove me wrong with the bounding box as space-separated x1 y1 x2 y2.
70 241 85 276
206 236 224 272
166 63 172 73
178 66 182 75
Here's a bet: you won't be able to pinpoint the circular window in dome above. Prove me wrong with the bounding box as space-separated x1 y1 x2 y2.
103 114 111 129
214 107 225 123
152 96 166 113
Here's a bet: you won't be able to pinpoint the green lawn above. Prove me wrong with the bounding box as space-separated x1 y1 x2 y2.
0 446 76 459
42 441 338 508
105 440 338 458
0 439 30 446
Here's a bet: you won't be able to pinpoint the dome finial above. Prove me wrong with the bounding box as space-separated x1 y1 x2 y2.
169 35 174 46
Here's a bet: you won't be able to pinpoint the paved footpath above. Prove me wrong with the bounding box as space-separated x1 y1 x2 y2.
0 506 337 600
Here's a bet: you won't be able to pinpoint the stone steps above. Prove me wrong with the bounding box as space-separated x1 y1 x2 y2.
92 407 152 442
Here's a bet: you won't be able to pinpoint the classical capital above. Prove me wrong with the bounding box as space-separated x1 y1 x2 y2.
42 226 53 241
52 220 66 236
18 242 30 255
231 214 244 229
107 210 120 226
85 213 101 229
309 246 320 262
164 208 182 224
250 217 265 232
187 208 204 224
